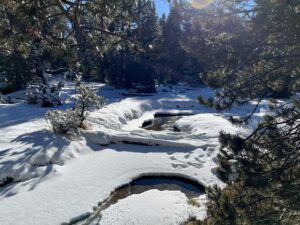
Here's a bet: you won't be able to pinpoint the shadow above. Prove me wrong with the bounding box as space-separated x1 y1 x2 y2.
0 148 11 160
65 174 206 224
90 142 196 154
220 100 271 130
0 103 49 128
97 85 127 104
0 129 69 198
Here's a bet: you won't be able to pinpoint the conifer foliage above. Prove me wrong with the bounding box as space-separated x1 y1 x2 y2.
202 100 300 225
190 1 300 224
74 83 105 123
0 0 206 95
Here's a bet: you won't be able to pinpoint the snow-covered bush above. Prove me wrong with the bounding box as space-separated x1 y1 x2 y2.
0 93 11 104
64 70 76 81
45 109 81 135
26 86 40 104
46 83 105 135
0 76 9 92
26 82 63 107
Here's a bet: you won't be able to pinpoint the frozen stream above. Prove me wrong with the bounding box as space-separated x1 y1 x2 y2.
70 176 205 225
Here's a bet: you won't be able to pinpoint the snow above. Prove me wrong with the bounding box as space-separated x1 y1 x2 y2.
0 83 269 225
0 143 216 225
174 113 250 137
96 190 207 225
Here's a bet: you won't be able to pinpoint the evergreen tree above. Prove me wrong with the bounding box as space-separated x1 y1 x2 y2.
157 0 204 84
191 0 300 109
201 99 300 225
188 1 300 224
133 0 161 48
160 0 185 83
99 0 160 92
0 0 160 92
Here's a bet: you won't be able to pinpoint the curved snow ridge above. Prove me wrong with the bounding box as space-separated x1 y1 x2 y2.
97 190 207 225
95 167 219 206
65 172 212 225
84 112 244 149
67 172 209 224
85 87 235 150
88 91 202 131
174 113 249 137
85 90 250 149
89 98 155 129
83 128 219 149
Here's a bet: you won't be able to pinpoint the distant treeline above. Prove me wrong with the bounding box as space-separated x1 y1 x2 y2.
0 0 205 94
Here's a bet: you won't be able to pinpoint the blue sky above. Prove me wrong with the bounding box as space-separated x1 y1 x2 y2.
155 0 170 16
154 0 256 17
154 0 221 17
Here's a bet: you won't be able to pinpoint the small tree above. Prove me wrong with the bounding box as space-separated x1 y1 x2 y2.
74 84 105 123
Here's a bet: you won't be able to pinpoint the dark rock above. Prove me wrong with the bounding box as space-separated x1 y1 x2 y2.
173 126 181 132
0 177 14 187
141 119 153 128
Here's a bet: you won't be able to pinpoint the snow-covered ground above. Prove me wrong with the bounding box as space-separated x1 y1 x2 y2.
0 82 270 225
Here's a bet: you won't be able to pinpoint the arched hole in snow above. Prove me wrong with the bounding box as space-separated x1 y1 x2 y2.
67 175 205 225
141 112 193 131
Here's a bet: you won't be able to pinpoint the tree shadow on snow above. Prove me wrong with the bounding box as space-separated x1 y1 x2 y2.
0 103 49 128
92 142 196 154
0 129 69 198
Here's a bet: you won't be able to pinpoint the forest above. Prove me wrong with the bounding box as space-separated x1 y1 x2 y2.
0 0 299 225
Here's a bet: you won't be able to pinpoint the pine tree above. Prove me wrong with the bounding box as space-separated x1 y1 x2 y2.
160 0 185 83
0 0 159 92
186 1 300 224
202 100 300 225
133 0 161 48
192 0 300 110
157 0 204 85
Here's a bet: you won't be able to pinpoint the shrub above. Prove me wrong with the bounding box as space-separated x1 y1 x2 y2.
0 93 11 104
45 109 81 135
26 82 63 107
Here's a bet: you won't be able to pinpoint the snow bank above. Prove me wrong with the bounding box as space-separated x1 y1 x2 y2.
174 114 248 137
0 145 216 225
97 190 207 225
